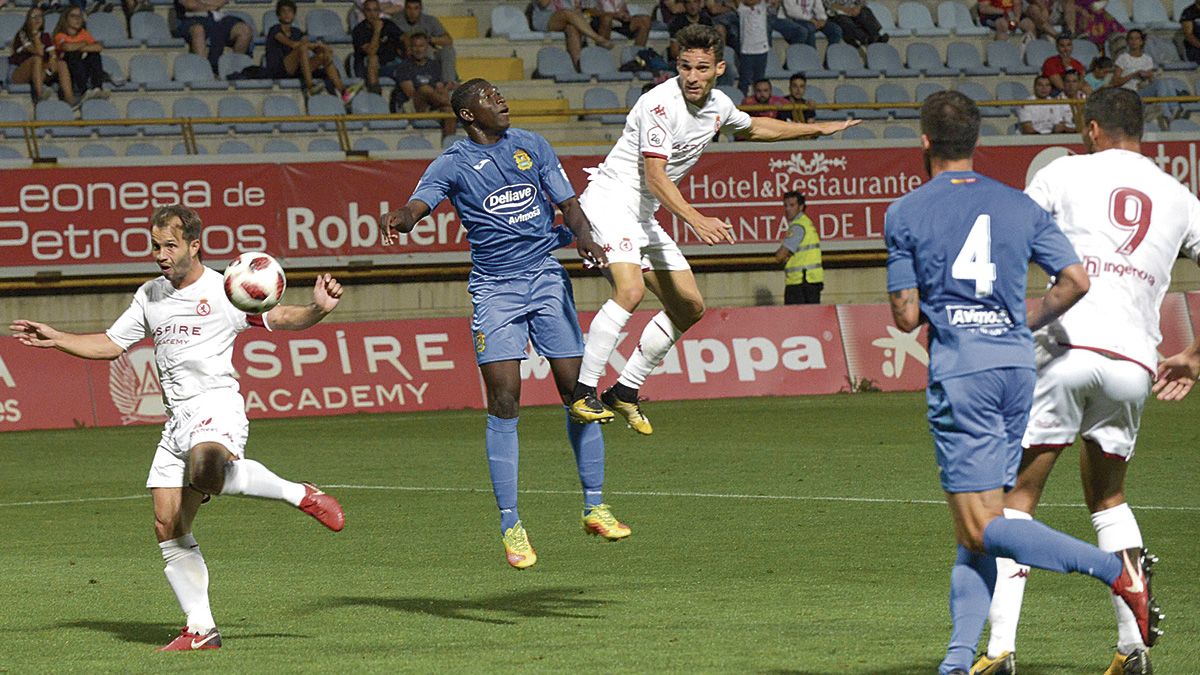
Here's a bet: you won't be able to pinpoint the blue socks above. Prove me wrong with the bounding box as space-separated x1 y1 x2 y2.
566 410 605 512
485 415 519 532
941 545 997 675
983 516 1122 584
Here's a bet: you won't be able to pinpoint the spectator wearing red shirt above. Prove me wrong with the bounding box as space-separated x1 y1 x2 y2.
741 78 789 118
1041 33 1087 93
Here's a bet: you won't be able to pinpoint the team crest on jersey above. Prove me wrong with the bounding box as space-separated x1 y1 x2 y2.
475 330 487 353
108 345 167 425
619 238 633 252
513 149 533 170
196 299 211 316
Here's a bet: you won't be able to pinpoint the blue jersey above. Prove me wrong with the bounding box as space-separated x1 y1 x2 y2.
885 170 1079 383
410 128 575 277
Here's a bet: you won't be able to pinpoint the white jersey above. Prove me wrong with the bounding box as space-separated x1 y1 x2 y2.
1026 149 1200 371
106 266 266 411
585 77 752 221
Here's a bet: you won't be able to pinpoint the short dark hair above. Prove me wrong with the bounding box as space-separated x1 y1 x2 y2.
1055 33 1072 45
1089 55 1114 71
753 78 771 87
783 191 806 208
409 30 429 43
920 90 979 161
1083 87 1143 140
1127 28 1145 40
1063 68 1080 80
450 78 490 124
275 0 296 16
675 23 724 59
789 72 807 84
152 205 203 243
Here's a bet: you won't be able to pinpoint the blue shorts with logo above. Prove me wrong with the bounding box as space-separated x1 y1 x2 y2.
927 367 1036 493
468 257 584 366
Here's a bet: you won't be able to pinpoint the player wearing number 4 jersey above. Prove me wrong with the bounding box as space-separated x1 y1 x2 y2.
885 91 1160 675
978 88 1196 675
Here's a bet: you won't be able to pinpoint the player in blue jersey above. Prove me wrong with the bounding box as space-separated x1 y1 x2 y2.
380 78 630 570
885 91 1161 675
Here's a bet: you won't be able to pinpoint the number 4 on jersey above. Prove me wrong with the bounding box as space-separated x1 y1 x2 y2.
952 215 996 298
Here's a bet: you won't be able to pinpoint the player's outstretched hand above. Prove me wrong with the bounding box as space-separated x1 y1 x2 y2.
381 210 404 246
312 274 344 313
9 319 60 349
577 238 608 268
1153 348 1200 401
815 119 861 136
690 214 735 246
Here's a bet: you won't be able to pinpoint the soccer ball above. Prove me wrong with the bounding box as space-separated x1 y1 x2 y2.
223 252 286 314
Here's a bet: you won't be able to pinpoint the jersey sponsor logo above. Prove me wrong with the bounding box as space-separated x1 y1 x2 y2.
646 125 666 148
513 149 533 171
472 158 492 171
483 183 538 215
945 304 1014 335
651 104 666 117
108 345 166 425
196 299 211 316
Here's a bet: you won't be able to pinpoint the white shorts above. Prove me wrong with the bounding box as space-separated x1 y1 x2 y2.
579 181 691 272
1022 343 1151 460
147 389 248 489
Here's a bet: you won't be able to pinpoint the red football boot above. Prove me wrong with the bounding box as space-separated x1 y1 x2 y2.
1110 547 1164 647
298 483 345 532
158 627 222 652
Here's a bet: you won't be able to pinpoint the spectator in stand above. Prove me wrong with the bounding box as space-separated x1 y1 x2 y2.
777 0 843 48
352 0 405 96
588 0 652 47
1112 29 1175 124
265 0 358 104
977 0 1036 41
707 0 740 48
741 77 788 117
667 0 714 60
779 71 815 122
1068 0 1125 47
827 0 886 47
395 0 457 86
1180 0 1200 63
1041 33 1087 94
1059 68 1084 131
1085 55 1114 90
530 0 615 72
350 0 404 26
173 0 252 76
123 0 154 19
10 6 75 106
1018 75 1073 134
1022 0 1063 40
395 31 456 138
736 0 769 94
52 6 108 103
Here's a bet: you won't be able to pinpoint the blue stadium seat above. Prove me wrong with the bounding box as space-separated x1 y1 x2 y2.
88 12 139 48
979 122 1001 136
995 81 1031 115
719 46 738 85
1168 118 1200 132
306 8 351 43
172 142 209 155
867 1 911 37
537 46 589 83
0 15 26 46
82 99 134 137
126 142 164 156
0 100 30 139
580 46 632 82
883 125 919 138
1023 39 1055 69
131 12 179 48
841 125 877 139
36 99 89 138
490 4 547 40
826 42 878 77
174 53 225 90
1148 34 1195 69
785 43 836 78
265 95 318 132
955 81 1006 117
217 95 272 133
172 97 222 134
307 137 342 152
127 98 176 136
218 52 254 80
37 143 68 158
866 43 917 77
0 55 8 86
625 83 645 108
100 54 134 91
307 93 349 131
718 84 742 102
834 83 887 119
906 42 956 76
0 145 24 159
1132 0 1175 28
350 92 407 130
875 82 918 119
263 139 300 153
129 54 178 91
1073 39 1100 68
764 48 789 80
897 1 950 36
352 136 388 152
915 81 946 102
986 41 1037 75
937 1 990 36
396 134 434 150
261 9 279 35
583 87 625 124
78 142 116 157
218 139 255 154
442 133 465 149
947 41 999 75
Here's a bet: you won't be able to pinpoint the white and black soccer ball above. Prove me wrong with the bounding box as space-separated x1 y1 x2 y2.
223 252 286 314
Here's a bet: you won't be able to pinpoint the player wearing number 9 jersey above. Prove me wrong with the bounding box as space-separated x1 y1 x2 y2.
886 91 1160 675
980 87 1200 675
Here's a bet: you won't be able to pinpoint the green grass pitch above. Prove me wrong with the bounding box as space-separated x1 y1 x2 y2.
1 392 1196 673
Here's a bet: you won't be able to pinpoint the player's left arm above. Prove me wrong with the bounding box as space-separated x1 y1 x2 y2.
558 197 608 268
264 274 344 330
737 117 859 142
888 289 922 332
1153 337 1200 401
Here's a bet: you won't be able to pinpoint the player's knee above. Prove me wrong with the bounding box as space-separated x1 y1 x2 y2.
614 285 644 309
489 397 520 418
188 443 229 494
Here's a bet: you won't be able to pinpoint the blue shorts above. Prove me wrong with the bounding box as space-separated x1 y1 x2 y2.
468 259 584 366
927 367 1036 493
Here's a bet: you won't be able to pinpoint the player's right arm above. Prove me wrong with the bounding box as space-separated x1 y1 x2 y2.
1026 263 1088 330
9 320 124 360
644 156 733 245
381 199 432 244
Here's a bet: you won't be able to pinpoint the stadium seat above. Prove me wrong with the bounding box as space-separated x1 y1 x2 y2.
218 139 255 154
626 84 646 108
719 46 738 85
261 9 279 35
442 133 465 149
1168 118 1200 132
100 54 134 92
218 52 254 80
306 8 351 43
1132 0 1175 28
536 47 589 83
264 95 318 132
583 87 625 124
78 142 116 157
87 12 139 48
1023 39 1055 68
350 92 407 130
0 145 23 159
897 2 950 36
0 55 8 86
785 43 836 78
986 40 1037 75
218 96 272 133
906 42 956 76
131 12 179 48
490 4 547 40
826 43 878 77
833 83 886 119
867 1 911 36
875 82 918 119
718 84 742 102
937 1 990 36
883 125 919 138
866 43 917 76
307 93 349 131
0 15 26 46
1073 39 1100 67
580 46 632 82
764 48 789 80
262 139 299 153
127 98 176 136
172 141 208 155
1104 0 1132 25
126 142 164 156
81 99 133 137
979 123 1001 136
0 99 29 139
352 136 388 152
36 99 89 138
36 143 68 159
806 84 839 120
841 125 877 139
915 81 946 102
947 41 999 75
955 81 1006 117
128 54 177 90
995 80 1031 114
307 137 342 152
172 97 222 134
174 53 224 90
1148 35 1195 69
396 135 434 150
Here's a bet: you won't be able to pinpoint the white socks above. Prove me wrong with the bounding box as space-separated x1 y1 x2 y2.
617 311 684 390
985 508 1032 657
161 534 215 634
220 458 306 506
1093 502 1146 654
578 300 632 388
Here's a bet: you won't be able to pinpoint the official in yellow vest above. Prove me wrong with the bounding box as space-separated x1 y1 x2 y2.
773 190 823 304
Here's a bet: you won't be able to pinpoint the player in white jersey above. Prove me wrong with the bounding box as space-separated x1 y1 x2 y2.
567 23 857 433
9 205 347 653
976 88 1198 675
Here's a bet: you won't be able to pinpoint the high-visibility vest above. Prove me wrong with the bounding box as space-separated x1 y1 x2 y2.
784 213 823 285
